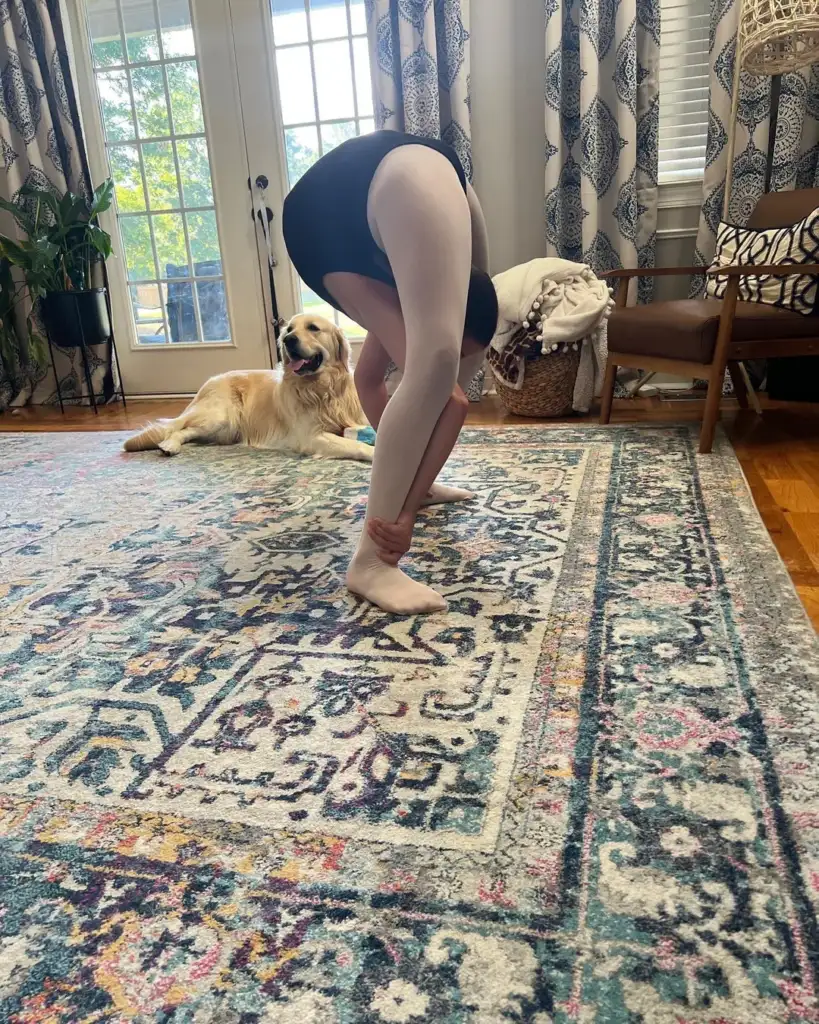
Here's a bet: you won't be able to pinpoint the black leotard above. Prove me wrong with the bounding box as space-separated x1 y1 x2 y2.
282 130 467 312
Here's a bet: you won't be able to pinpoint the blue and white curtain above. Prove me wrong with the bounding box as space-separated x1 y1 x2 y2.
545 0 661 296
0 0 116 410
692 0 819 268
365 0 472 180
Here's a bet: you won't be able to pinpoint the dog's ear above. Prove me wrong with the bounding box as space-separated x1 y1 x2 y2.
277 320 290 362
333 326 351 364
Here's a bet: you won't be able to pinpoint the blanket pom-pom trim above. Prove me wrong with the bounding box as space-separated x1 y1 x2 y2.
535 334 590 357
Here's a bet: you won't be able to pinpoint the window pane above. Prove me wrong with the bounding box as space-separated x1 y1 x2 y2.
176 138 213 206
314 40 354 120
160 0 195 56
166 61 204 133
143 141 180 209
271 0 308 44
88 0 124 66
92 35 126 68
153 213 188 275
120 215 156 280
338 311 365 338
360 117 374 135
131 66 170 137
310 0 348 40
187 211 221 267
300 282 334 321
129 282 166 346
321 120 355 153
109 145 145 211
136 321 167 344
285 125 318 185
350 1 366 34
97 71 135 142
167 280 198 341
198 280 230 341
130 282 163 319
122 0 160 62
276 46 316 125
352 36 373 117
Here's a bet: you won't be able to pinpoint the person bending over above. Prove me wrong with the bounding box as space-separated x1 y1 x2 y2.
282 130 497 615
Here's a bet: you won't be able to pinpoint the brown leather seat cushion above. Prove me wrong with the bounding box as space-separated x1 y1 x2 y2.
609 299 819 364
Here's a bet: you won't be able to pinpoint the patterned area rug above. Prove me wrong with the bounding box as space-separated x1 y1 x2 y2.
1 426 818 1024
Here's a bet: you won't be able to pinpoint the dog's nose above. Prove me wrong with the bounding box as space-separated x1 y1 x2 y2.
282 334 299 353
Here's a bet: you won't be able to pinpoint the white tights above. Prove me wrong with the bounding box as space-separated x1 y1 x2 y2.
324 144 489 614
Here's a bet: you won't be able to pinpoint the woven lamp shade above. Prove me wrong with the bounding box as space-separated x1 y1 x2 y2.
739 0 819 75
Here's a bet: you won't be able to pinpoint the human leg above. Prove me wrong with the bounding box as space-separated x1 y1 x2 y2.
353 331 391 429
331 275 475 512
325 146 473 613
329 309 469 611
466 182 490 273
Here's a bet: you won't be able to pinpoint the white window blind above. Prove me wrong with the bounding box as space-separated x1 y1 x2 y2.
658 0 710 182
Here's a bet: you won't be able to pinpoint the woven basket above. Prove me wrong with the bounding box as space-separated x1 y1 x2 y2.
495 344 580 417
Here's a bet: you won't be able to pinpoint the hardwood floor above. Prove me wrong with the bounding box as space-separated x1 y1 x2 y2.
3 395 819 629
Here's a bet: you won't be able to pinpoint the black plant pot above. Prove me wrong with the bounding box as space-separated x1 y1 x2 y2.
41 288 111 349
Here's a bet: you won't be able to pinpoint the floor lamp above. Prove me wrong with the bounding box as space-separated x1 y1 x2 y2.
720 0 819 409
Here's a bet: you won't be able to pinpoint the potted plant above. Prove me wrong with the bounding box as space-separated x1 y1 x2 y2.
0 179 114 350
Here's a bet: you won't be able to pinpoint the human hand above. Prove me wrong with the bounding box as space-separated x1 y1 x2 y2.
367 511 416 566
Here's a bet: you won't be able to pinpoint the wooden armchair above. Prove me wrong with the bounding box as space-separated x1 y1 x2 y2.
599 187 819 454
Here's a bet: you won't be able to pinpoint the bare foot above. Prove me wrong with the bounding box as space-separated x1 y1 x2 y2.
347 547 447 615
421 483 475 507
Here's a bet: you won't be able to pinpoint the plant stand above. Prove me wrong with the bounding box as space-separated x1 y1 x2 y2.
44 289 126 415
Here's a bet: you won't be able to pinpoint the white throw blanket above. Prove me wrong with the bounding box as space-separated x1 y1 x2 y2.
490 258 613 413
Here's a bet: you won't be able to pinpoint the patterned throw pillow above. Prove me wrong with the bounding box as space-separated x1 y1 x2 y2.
705 207 819 315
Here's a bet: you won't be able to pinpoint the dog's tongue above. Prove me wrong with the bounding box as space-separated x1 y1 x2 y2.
289 358 307 373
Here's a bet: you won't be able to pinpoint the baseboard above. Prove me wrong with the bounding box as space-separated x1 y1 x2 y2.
125 393 196 400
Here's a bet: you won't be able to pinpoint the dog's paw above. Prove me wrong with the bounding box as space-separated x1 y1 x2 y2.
158 440 181 456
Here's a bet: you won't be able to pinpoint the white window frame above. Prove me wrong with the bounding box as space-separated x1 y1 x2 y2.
64 0 276 394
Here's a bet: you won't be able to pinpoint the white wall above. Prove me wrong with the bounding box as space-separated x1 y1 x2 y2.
654 195 702 301
469 0 700 295
470 0 546 275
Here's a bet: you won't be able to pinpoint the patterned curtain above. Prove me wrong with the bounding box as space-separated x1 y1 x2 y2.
691 0 819 270
544 0 661 298
0 0 114 411
364 0 472 180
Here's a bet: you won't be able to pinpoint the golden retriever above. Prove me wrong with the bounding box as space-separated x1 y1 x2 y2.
123 314 374 461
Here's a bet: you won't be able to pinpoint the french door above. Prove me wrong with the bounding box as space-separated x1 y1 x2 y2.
67 0 373 394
